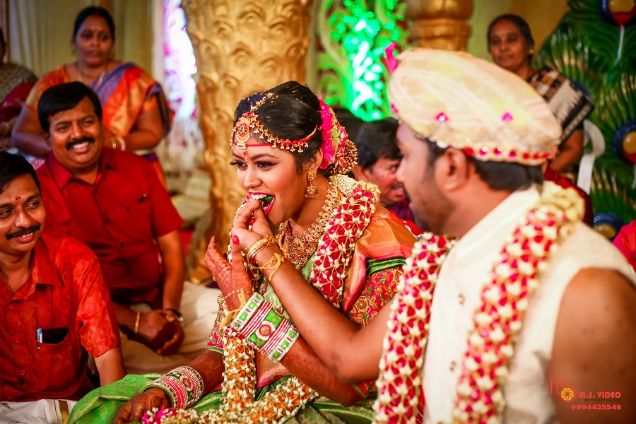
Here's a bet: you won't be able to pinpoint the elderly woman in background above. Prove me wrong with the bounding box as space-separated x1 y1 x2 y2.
0 28 36 150
11 6 170 178
487 13 593 177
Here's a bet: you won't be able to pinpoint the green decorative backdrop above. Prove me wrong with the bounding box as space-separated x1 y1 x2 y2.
315 0 636 236
535 0 636 237
316 0 407 121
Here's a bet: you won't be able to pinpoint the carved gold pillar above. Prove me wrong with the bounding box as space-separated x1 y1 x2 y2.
182 0 314 282
407 0 474 51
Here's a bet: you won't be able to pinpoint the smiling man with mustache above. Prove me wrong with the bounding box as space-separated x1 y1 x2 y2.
6 223 41 240
0 151 124 421
34 82 220 375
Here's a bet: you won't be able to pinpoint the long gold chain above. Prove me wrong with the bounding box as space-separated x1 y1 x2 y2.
277 181 341 268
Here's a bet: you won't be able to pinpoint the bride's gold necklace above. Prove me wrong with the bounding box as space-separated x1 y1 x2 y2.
277 181 341 268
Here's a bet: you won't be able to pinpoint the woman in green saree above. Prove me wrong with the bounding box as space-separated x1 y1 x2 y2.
69 81 415 423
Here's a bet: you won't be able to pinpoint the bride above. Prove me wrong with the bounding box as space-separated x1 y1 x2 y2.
69 81 415 423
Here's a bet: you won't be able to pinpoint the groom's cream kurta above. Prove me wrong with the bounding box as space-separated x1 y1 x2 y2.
423 187 635 423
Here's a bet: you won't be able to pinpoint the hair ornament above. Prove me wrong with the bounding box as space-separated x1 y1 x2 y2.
317 98 357 175
230 89 358 176
318 99 336 169
230 110 317 153
249 92 272 111
232 114 252 151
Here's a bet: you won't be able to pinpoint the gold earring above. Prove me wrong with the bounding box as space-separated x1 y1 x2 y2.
305 172 318 199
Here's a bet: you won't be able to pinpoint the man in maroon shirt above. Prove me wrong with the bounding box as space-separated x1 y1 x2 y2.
0 151 124 421
35 82 218 374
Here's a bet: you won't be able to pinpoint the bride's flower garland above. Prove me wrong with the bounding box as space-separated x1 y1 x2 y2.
373 182 583 423
310 174 379 307
144 176 379 423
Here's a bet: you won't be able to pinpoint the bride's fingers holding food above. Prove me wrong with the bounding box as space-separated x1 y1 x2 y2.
234 198 273 237
234 199 261 229
233 200 270 251
249 204 273 237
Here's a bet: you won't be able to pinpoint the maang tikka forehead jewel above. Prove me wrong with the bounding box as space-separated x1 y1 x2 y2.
230 92 318 153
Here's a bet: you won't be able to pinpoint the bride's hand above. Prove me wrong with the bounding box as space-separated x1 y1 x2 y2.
232 199 274 252
204 236 253 309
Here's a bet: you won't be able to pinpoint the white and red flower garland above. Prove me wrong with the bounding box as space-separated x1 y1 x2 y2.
374 232 452 424
374 182 583 423
311 175 379 307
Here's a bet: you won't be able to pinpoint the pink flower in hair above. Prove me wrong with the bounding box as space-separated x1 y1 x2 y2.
318 98 336 170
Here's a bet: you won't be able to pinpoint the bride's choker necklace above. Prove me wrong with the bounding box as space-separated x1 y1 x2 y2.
278 180 340 268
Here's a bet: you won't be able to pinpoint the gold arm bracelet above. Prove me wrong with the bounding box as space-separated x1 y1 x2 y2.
246 235 277 265
256 252 285 281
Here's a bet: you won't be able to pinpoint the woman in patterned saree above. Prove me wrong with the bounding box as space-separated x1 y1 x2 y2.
487 14 593 177
11 6 170 176
68 81 415 423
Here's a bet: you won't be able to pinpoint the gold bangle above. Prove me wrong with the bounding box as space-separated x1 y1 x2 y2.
246 236 277 265
257 253 285 281
133 311 141 334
